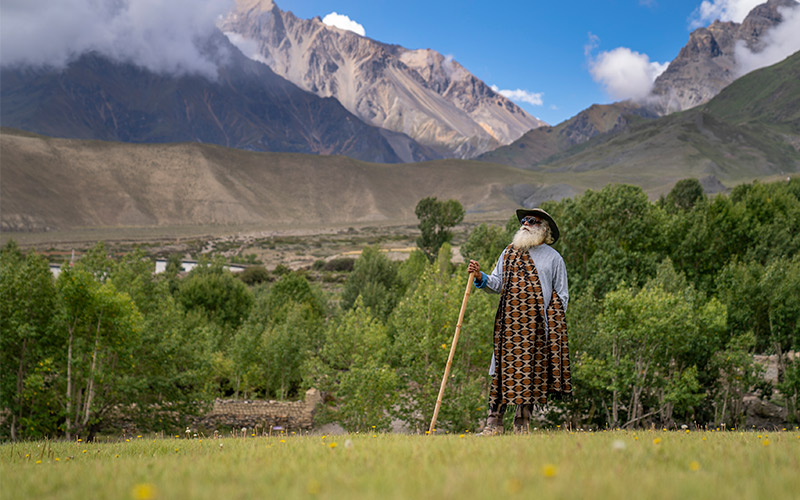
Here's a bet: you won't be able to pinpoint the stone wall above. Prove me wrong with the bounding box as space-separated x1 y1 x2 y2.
744 352 799 428
196 388 322 432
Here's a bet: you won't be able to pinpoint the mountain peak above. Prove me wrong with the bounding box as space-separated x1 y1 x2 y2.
234 0 276 13
220 1 545 158
650 0 797 114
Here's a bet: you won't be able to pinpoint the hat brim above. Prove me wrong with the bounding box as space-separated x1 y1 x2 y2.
516 208 560 244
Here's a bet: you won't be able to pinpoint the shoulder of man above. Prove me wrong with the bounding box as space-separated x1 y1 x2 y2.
531 243 559 256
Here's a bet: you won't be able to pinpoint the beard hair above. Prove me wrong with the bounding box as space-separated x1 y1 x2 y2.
512 224 547 250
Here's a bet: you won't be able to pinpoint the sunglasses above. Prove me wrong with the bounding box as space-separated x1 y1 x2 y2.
521 216 544 225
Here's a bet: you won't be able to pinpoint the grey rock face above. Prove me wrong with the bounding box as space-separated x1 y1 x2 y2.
650 0 797 114
220 0 545 158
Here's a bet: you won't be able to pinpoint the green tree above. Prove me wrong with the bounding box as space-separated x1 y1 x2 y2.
176 258 253 331
341 245 403 321
662 178 705 212
57 266 143 439
0 242 61 440
389 248 496 432
305 298 399 431
710 332 762 426
109 250 210 429
460 223 509 269
546 184 665 300
415 197 465 262
595 260 726 428
777 356 800 423
235 273 327 399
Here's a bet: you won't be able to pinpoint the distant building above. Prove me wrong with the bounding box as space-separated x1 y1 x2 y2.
49 259 246 277
154 259 246 274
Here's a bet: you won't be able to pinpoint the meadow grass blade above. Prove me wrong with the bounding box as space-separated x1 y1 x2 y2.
2 430 798 500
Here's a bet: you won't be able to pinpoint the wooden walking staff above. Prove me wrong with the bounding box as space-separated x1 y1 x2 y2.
429 272 477 434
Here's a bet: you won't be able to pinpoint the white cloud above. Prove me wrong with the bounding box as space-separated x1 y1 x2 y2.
322 12 365 36
584 32 600 57
0 0 233 78
224 32 270 65
690 0 764 28
491 85 544 106
734 3 800 76
589 47 668 101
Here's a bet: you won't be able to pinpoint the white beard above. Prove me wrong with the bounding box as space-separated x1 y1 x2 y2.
512 225 546 251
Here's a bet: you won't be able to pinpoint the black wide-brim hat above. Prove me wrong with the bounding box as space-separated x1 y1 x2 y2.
516 208 560 244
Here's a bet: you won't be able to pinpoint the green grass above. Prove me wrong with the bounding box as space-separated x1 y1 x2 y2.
2 430 799 499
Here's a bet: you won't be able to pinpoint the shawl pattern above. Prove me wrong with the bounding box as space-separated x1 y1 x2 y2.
488 245 572 407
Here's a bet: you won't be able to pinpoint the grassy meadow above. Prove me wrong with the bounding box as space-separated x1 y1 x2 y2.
2 430 799 500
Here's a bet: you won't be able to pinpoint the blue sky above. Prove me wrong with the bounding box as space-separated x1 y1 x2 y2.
2 0 797 126
274 0 790 124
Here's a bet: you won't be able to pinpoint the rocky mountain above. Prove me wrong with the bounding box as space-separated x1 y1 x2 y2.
529 50 800 184
481 0 798 168
3 52 797 234
0 32 440 164
650 0 798 113
220 0 545 158
478 101 659 168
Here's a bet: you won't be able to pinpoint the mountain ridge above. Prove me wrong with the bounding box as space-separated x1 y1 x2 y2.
3 44 798 236
220 0 545 158
0 31 441 163
530 50 800 181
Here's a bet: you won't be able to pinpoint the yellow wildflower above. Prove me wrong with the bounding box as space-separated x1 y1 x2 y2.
131 483 157 500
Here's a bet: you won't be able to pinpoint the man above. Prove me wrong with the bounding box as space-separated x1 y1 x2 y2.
467 208 571 435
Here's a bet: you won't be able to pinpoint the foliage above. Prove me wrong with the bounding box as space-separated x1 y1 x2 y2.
57 264 144 439
415 197 465 262
777 356 800 423
4 178 800 438
341 245 403 321
661 178 705 212
176 258 253 330
238 265 271 286
0 242 61 440
304 299 399 432
388 247 496 433
547 184 664 300
586 260 726 428
460 223 509 269
233 272 327 399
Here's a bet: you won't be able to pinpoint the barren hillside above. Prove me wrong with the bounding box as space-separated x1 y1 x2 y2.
0 128 541 232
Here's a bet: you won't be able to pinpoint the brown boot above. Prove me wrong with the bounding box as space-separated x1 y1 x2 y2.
479 405 505 436
513 405 532 434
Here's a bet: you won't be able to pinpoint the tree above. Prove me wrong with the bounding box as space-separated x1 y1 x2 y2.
109 250 210 430
460 223 509 269
547 184 665 300
595 260 726 428
57 266 143 439
388 249 496 432
176 258 253 331
0 242 61 440
234 272 327 399
341 245 403 321
662 178 705 212
415 197 465 262
304 298 399 432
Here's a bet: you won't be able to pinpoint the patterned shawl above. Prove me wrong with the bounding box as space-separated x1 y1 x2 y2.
488 244 572 407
